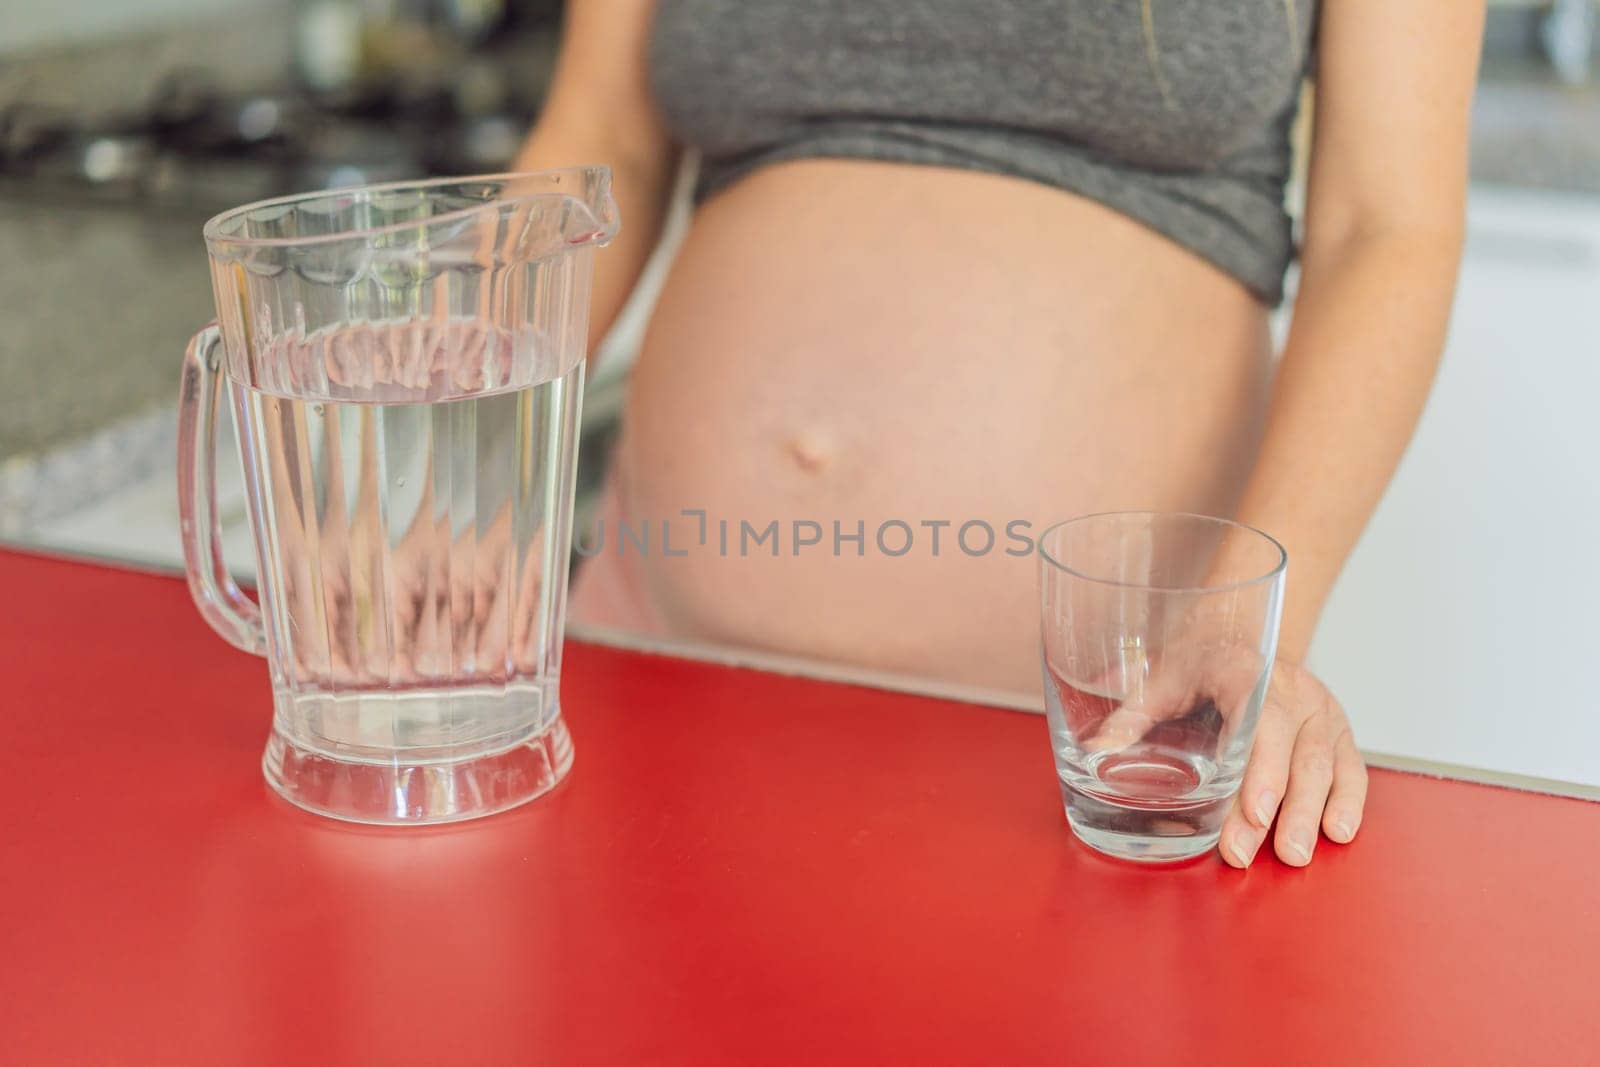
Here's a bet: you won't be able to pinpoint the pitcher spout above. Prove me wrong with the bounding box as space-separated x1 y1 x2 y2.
498 166 622 261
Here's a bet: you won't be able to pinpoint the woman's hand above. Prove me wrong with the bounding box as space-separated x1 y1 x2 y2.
1081 635 1367 869
1219 659 1367 868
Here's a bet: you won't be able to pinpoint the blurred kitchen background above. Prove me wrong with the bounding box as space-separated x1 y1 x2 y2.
0 0 666 543
1 0 1598 788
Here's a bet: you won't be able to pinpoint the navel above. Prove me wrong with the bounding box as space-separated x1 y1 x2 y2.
786 427 836 474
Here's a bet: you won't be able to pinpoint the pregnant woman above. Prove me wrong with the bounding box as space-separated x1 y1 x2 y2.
515 0 1484 867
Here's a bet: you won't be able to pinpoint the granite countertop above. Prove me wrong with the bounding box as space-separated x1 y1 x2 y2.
0 197 216 456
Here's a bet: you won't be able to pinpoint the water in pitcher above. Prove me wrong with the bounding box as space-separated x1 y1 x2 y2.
1046 665 1241 851
230 320 583 765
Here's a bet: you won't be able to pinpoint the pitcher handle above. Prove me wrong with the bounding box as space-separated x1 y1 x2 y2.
178 323 267 656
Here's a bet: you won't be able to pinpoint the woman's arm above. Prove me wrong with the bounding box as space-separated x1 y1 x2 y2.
514 0 681 356
1214 0 1486 868
1236 0 1486 658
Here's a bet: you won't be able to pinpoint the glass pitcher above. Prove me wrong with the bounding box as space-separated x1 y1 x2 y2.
178 170 619 825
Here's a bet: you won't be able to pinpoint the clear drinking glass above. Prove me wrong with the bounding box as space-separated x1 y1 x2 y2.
1038 512 1287 862
178 170 619 825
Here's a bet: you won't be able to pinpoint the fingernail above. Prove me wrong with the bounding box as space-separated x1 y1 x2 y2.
1228 831 1259 867
1331 817 1354 842
1285 831 1313 865
1254 790 1277 826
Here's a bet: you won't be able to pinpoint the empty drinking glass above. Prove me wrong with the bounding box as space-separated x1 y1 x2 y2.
1038 512 1286 862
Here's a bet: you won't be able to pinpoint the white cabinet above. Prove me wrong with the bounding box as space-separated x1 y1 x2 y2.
1311 186 1600 787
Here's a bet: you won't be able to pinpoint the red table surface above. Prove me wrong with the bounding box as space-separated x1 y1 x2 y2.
0 548 1597 1066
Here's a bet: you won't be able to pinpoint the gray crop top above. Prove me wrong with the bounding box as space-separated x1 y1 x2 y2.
648 0 1317 304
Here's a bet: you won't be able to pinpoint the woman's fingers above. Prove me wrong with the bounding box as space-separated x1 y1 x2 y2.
1321 725 1368 844
1273 710 1340 867
1082 701 1159 753
1238 700 1297 831
1215 660 1366 869
1218 795 1268 868
1082 673 1189 753
1217 700 1295 866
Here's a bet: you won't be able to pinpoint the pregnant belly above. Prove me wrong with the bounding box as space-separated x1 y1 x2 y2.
585 159 1272 693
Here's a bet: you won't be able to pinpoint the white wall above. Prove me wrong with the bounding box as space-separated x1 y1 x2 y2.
1311 185 1600 787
